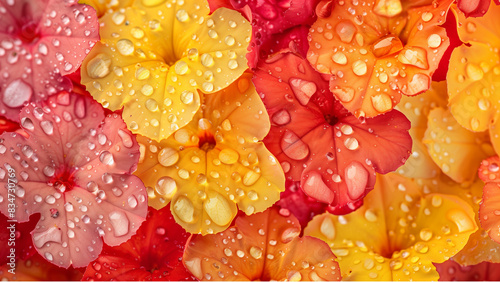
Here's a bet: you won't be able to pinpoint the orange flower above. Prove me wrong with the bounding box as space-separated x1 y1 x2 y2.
307 0 454 118
81 0 251 141
182 207 342 281
447 2 500 154
134 74 285 234
304 173 477 280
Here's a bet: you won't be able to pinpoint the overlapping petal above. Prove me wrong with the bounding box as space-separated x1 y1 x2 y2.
134 73 284 234
254 51 411 214
423 107 494 183
304 173 477 280
82 205 196 281
448 3 500 154
395 82 447 179
183 207 341 281
0 0 99 121
0 92 147 268
478 156 500 244
81 0 251 141
307 0 454 118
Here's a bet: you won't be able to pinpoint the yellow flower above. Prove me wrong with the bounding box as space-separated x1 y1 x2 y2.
81 0 251 141
304 173 477 280
134 74 285 234
448 2 500 154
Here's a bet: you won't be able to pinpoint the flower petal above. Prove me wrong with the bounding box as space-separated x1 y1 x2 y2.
81 0 251 141
395 82 448 179
254 51 411 213
82 205 196 281
134 73 284 234
307 0 453 117
183 207 341 280
457 0 491 17
0 0 99 121
435 260 500 281
423 107 494 183
304 173 477 280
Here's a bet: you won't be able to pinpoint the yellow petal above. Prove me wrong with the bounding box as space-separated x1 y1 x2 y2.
395 82 447 179
453 3 500 47
81 0 251 141
423 107 494 183
134 74 285 234
304 173 477 280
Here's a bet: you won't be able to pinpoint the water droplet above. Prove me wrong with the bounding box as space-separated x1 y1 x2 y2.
243 170 260 186
158 147 179 167
86 54 111 78
419 228 433 241
332 52 347 65
249 246 262 259
281 130 309 160
185 258 202 279
43 166 55 177
364 209 377 222
345 161 368 200
335 20 356 43
108 211 129 237
127 195 138 208
116 39 134 56
174 196 195 223
99 151 115 165
303 171 334 203
466 63 484 81
290 78 317 106
272 109 291 125
174 60 189 75
320 216 335 240
201 53 214 67
40 120 54 135
136 67 151 80
176 9 189 22
371 94 392 113
352 60 367 76
219 148 239 164
470 118 480 130
3 79 32 108
344 137 359 150
281 227 300 243
427 34 442 48
33 226 63 248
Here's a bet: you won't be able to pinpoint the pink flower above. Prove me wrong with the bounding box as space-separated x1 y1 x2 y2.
0 0 99 121
0 91 147 268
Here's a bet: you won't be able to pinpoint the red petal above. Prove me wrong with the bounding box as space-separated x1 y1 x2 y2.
276 180 329 228
82 205 196 281
0 0 99 121
254 51 411 213
458 0 491 17
0 116 20 134
0 213 39 265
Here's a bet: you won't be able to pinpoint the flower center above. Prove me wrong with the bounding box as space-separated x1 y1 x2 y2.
18 21 40 44
49 168 76 193
198 132 216 151
324 114 339 126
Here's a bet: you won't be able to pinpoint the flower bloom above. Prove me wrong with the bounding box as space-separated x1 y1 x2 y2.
304 173 477 280
448 2 500 154
0 0 99 121
183 207 342 281
81 0 251 141
254 51 411 214
307 0 454 118
0 92 147 268
134 73 284 234
82 205 196 281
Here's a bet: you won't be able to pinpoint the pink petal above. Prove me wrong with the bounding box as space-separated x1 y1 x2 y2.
0 0 99 121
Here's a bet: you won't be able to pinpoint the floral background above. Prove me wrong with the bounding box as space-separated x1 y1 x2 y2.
0 0 500 280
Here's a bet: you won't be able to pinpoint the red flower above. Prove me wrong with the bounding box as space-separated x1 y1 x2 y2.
82 205 196 281
0 92 147 268
254 51 412 214
435 260 500 281
0 0 99 121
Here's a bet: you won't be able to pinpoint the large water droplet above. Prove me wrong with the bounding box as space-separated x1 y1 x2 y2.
3 79 32 108
281 130 309 160
320 216 335 240
99 151 115 165
40 120 54 135
345 161 369 200
174 196 195 223
303 171 334 203
116 39 134 56
108 210 130 237
204 192 233 226
289 78 317 106
86 54 111 79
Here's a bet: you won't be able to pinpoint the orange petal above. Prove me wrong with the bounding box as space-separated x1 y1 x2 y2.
134 74 285 234
307 0 453 118
183 207 341 280
304 173 477 280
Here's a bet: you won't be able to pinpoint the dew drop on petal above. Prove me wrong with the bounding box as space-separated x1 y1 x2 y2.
302 171 334 203
289 78 317 106
108 211 130 237
116 39 134 56
272 109 291 125
320 216 335 240
204 192 233 226
86 54 111 78
281 130 309 160
185 258 202 279
3 79 32 108
33 226 63 248
158 147 179 167
249 246 263 259
345 161 368 200
99 151 115 165
173 196 195 223
40 120 54 135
